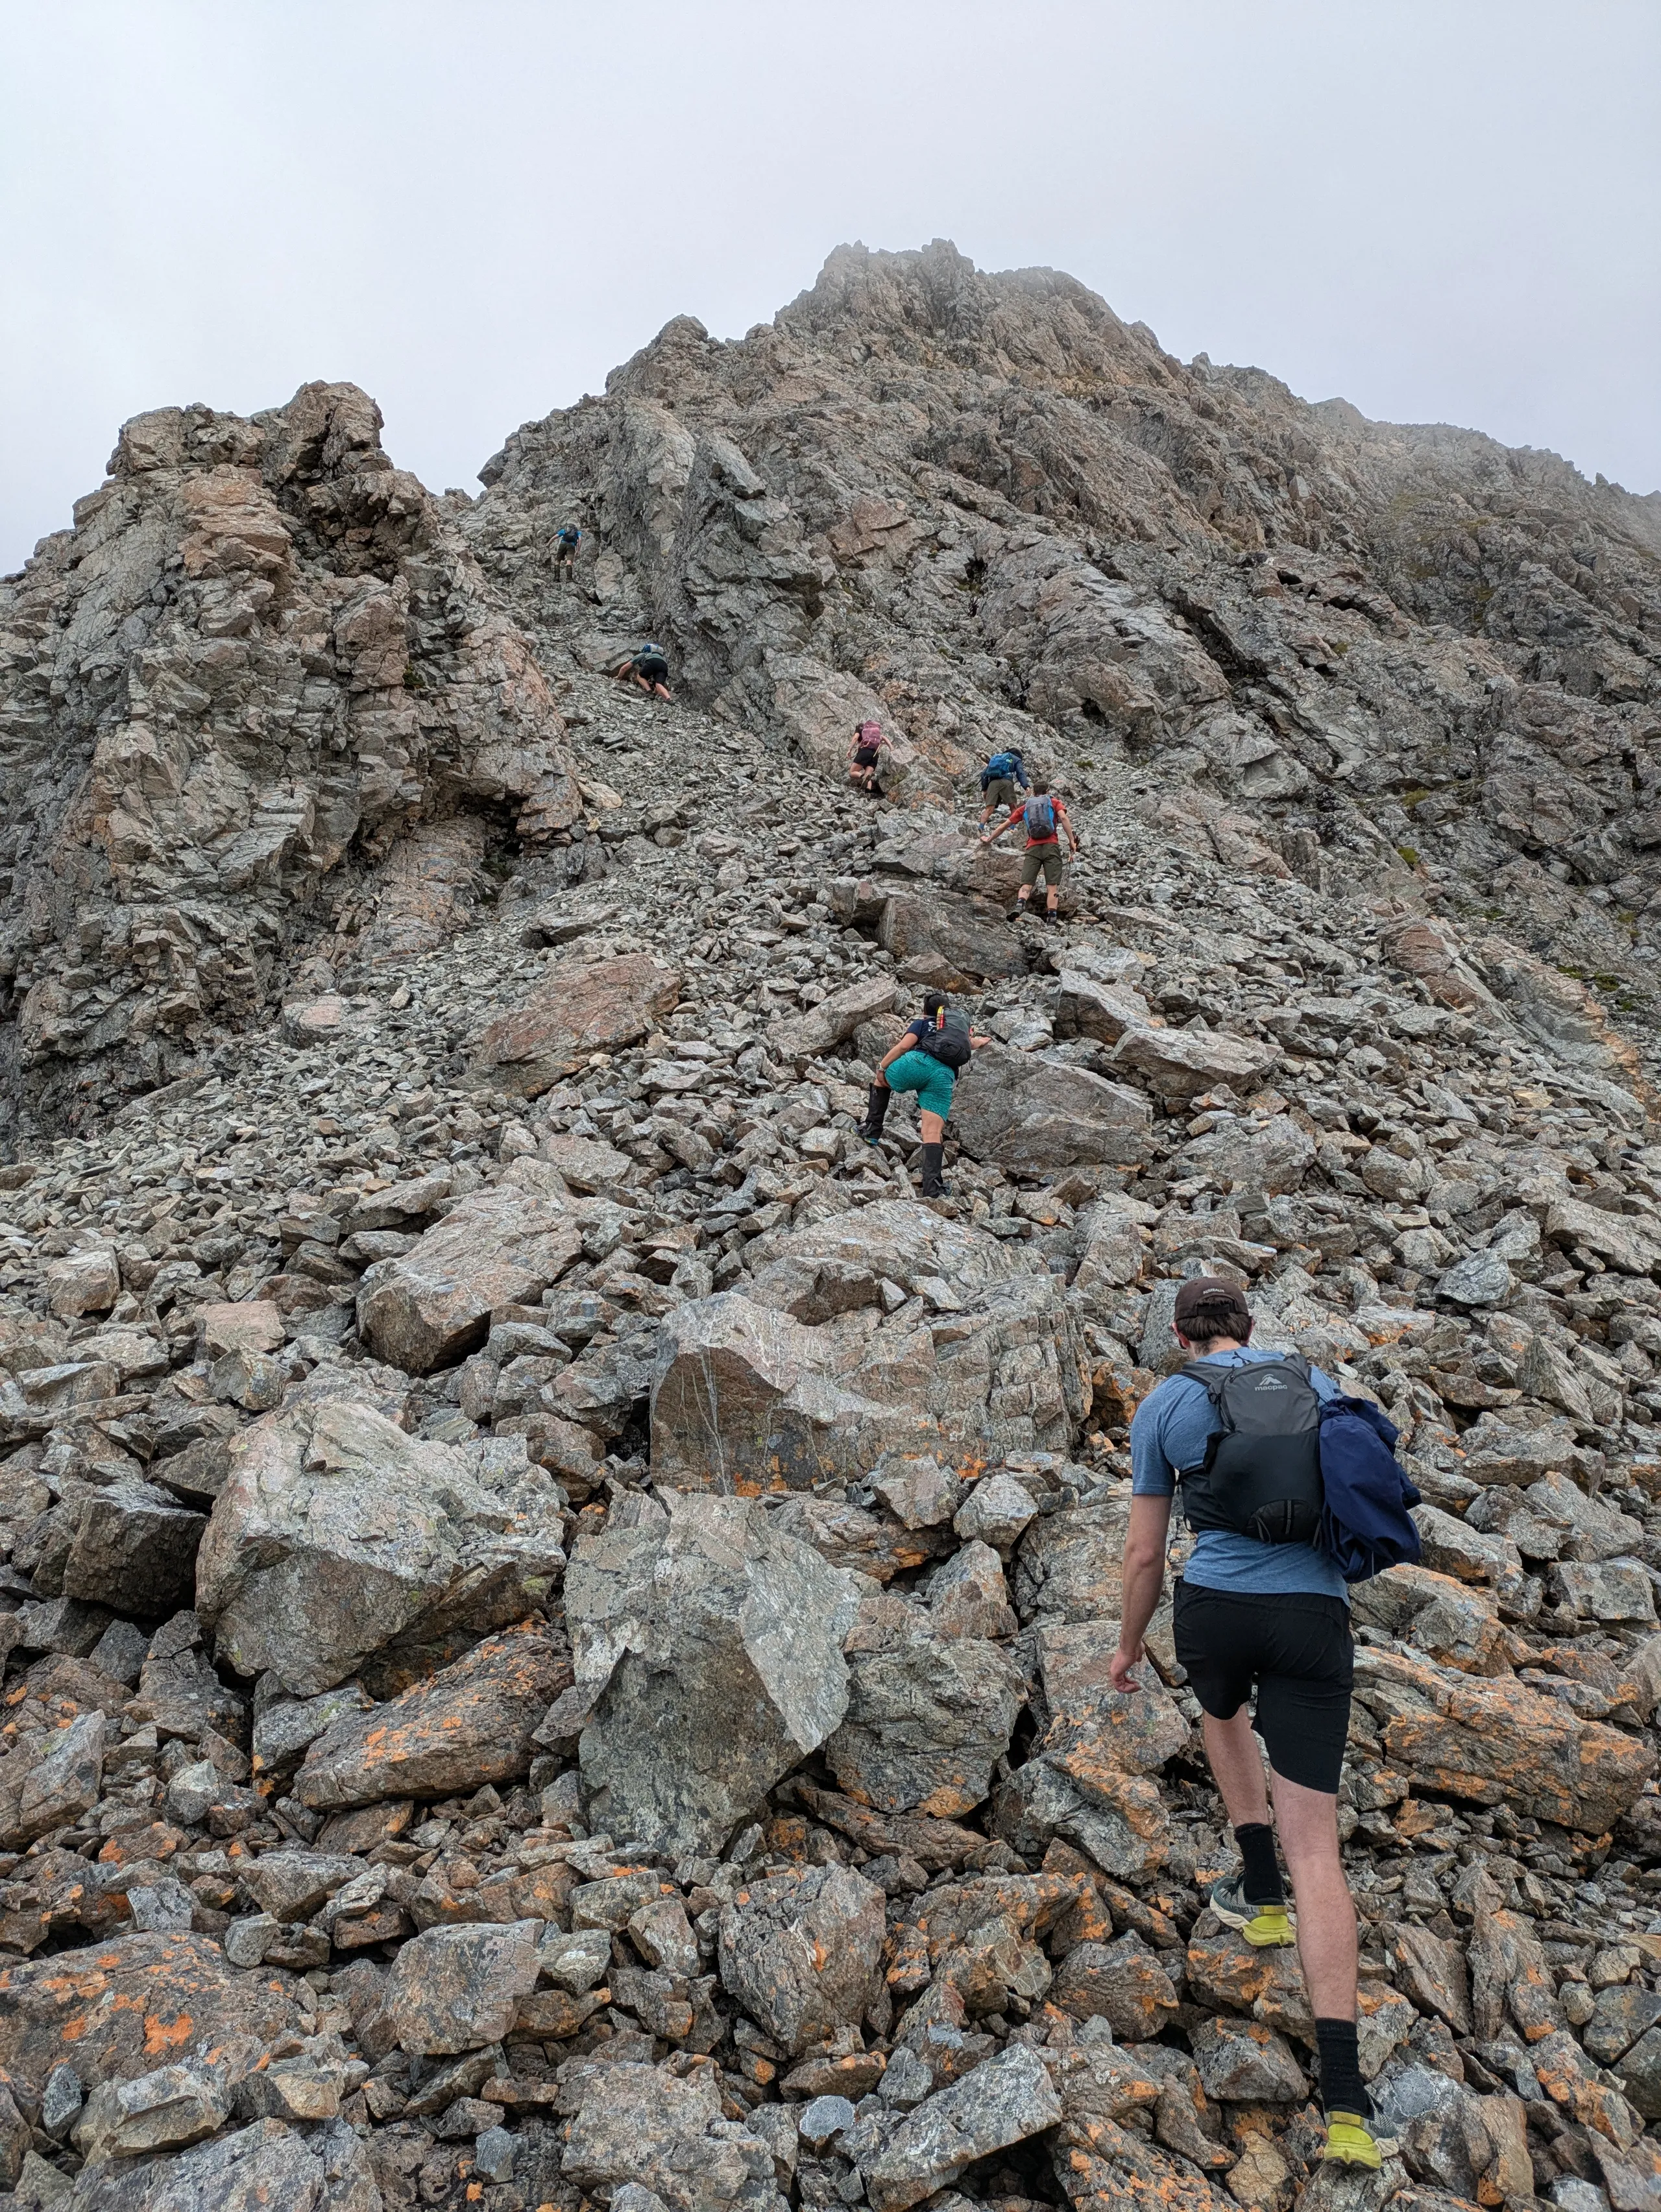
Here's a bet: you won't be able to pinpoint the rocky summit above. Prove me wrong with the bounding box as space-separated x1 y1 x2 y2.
0 238 1658 2211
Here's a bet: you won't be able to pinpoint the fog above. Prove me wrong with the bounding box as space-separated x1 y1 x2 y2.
4 0 1656 570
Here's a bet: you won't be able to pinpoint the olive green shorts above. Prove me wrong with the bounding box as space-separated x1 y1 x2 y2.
984 777 1017 810
1021 844 1064 888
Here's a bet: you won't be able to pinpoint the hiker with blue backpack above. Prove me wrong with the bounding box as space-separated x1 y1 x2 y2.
553 523 581 585
857 990 990 1198
1112 1276 1420 2174
977 746 1030 823
980 774 1078 925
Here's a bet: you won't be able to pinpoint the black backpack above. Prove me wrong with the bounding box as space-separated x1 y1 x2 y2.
1177 1355 1325 1544
915 1008 973 1070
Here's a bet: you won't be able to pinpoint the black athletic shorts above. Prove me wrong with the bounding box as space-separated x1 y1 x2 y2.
1172 1581 1353 1794
853 744 881 768
636 656 668 684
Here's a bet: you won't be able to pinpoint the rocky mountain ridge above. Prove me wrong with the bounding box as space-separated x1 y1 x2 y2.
0 243 1658 2212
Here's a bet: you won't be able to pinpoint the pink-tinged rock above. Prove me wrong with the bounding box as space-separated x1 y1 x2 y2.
468 953 681 1096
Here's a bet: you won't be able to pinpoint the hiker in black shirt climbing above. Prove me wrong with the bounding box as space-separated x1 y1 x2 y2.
612 643 672 700
553 524 581 584
849 720 886 796
857 991 989 1198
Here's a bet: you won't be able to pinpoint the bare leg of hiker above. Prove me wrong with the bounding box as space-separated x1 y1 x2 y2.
1271 1771 1357 2021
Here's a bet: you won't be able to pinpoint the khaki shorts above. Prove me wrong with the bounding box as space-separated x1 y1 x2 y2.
983 777 1017 810
1021 844 1063 888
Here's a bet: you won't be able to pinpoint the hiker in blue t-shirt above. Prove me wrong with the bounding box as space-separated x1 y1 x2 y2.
976 746 1030 823
1118 1276 1379 2173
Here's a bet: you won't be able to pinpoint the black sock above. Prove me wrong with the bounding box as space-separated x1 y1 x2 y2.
1315 2019 1370 2120
1233 1822 1283 1906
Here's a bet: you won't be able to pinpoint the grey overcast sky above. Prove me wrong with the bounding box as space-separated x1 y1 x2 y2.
4 1 1658 573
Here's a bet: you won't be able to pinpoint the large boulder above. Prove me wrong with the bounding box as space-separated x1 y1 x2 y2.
562 1492 860 1854
650 1204 1091 1491
1356 1644 1656 1832
1173 1113 1317 1195
991 1617 1185 1880
0 1933 305 2094
64 2118 380 2212
61 1481 206 1616
0 1711 106 1849
1111 1023 1278 1106
827 1602 1023 1817
383 1920 542 2054
195 1398 565 1695
468 951 681 1095
951 1045 1152 1173
877 890 1026 986
769 972 902 1060
863 2045 1063 2212
357 1189 583 1373
717 1865 887 2052
1054 969 1152 1044
296 1622 572 1808
561 2057 788 2212
1012 1496 1132 1625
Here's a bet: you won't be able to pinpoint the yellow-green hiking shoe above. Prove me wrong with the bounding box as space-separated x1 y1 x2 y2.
1322 2113 1382 2169
1207 1872 1296 1947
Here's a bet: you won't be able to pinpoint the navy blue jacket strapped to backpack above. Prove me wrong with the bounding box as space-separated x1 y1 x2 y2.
1317 1394 1422 1583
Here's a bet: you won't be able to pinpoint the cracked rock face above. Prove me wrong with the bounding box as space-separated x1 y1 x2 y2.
3 237 1661 2212
0 382 579 1146
562 1492 859 1854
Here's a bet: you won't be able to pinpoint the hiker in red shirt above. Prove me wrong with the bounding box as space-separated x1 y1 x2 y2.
981 776 1080 925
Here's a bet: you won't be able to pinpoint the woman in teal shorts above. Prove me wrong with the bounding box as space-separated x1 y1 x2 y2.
856 992 989 1198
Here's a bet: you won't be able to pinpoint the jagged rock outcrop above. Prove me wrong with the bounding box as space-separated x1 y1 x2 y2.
0 381 579 1143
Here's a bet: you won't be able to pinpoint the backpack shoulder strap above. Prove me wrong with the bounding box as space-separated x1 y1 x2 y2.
1176 1359 1232 1404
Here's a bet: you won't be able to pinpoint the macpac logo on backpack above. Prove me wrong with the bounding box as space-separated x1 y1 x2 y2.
916 1006 973 1071
1023 794 1056 838
1178 1354 1422 1581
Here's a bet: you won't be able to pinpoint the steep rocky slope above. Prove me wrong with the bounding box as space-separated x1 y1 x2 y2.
0 246 1658 2212
471 238 1661 1073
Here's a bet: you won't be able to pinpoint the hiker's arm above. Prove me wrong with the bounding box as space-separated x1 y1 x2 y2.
875 1034 914 1075
1111 1493 1172 1692
981 814 1013 847
969 1030 992 1047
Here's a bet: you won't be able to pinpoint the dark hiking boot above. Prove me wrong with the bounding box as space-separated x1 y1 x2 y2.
918 1142 948 1198
858 1084 890 1143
